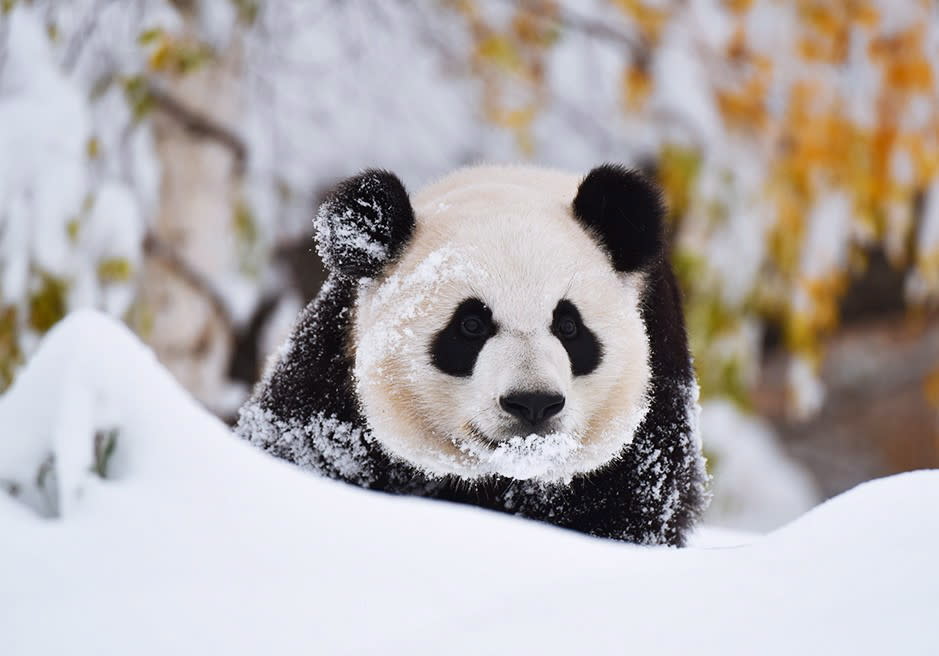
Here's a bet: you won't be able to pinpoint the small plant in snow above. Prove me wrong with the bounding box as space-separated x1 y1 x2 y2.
35 453 58 518
93 428 120 479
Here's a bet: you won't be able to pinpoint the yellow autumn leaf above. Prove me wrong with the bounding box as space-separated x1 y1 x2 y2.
924 368 939 407
97 257 134 283
147 40 171 72
86 136 100 160
621 65 652 111
476 35 522 72
28 274 68 334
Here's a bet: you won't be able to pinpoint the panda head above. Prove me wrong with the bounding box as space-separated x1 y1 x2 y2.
315 165 665 483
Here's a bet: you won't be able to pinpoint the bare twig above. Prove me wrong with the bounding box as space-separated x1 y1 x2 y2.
554 5 643 55
489 0 644 57
147 82 248 175
143 230 235 331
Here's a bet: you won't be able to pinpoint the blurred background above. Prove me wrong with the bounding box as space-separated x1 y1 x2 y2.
1 0 937 532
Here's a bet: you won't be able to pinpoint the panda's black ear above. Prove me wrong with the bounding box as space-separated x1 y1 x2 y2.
572 164 666 272
314 169 415 279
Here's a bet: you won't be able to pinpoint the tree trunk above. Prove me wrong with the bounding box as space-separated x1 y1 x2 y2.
139 41 243 413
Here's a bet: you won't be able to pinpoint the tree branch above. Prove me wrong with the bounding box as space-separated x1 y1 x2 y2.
143 230 236 332
147 82 247 175
491 0 644 58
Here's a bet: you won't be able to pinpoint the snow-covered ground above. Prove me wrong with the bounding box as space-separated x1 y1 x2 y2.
1 311 937 655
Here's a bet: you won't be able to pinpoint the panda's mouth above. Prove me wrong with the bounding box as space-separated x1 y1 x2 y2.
455 420 584 481
464 420 567 450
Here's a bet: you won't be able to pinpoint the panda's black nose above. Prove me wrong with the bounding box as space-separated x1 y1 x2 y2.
499 392 566 426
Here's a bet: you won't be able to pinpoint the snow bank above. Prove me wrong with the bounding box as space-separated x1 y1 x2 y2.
1 311 937 655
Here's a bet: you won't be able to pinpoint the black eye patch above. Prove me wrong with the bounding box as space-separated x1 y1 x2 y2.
552 300 603 376
430 298 496 377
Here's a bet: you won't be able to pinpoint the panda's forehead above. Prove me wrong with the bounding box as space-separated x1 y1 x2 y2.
401 198 629 332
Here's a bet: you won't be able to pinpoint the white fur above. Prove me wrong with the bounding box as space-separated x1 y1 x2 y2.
352 165 652 482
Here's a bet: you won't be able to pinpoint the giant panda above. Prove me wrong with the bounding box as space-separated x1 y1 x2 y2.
236 164 709 546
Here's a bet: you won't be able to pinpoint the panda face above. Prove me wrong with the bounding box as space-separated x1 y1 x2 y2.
351 168 653 482
428 294 606 440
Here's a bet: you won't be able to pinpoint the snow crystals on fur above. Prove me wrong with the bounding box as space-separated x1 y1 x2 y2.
236 403 376 486
630 378 708 544
353 244 480 383
458 432 582 481
313 198 389 269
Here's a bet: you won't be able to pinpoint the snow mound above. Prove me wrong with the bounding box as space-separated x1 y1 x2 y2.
1 311 937 655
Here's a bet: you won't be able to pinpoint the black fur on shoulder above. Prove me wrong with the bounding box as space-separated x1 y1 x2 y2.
572 164 665 272
314 169 415 279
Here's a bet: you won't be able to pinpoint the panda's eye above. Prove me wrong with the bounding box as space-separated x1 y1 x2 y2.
431 298 495 377
460 315 488 338
556 315 578 340
552 299 602 376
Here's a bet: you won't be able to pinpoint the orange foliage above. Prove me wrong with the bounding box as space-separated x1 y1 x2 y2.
455 0 559 154
622 65 652 111
612 0 671 45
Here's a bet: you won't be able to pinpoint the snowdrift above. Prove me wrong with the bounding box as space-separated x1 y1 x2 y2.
1 311 937 655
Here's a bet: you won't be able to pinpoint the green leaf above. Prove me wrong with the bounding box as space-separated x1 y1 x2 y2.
177 45 211 74
231 0 259 24
233 198 262 276
233 198 258 245
66 218 81 243
124 298 155 340
86 136 101 160
137 27 163 45
0 305 22 392
82 193 96 214
123 75 153 121
97 257 134 283
28 274 68 334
